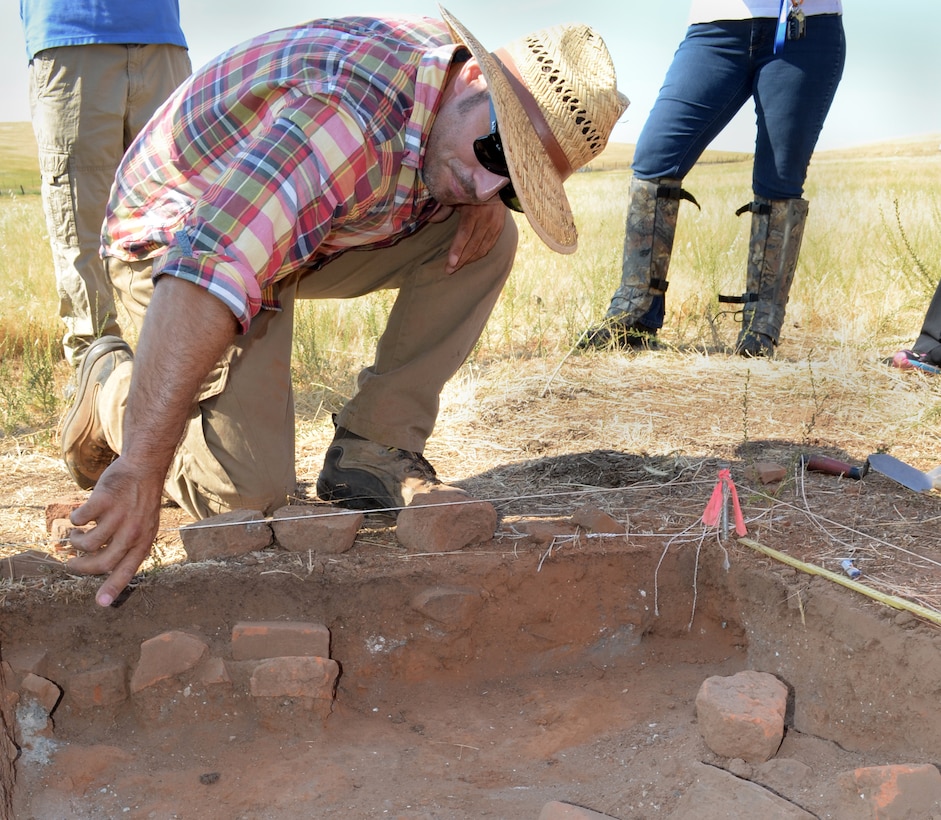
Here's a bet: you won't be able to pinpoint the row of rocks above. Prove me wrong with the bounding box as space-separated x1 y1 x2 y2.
3 620 339 742
38 499 627 572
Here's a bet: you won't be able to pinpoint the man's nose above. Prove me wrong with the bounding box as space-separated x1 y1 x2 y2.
476 169 509 204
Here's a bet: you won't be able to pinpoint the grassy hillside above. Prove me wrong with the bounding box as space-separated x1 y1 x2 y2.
1 124 939 438
0 122 39 195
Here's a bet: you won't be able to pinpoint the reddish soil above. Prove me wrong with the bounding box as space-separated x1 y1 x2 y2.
3 350 941 818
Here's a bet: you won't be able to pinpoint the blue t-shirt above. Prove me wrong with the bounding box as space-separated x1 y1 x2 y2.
21 0 188 59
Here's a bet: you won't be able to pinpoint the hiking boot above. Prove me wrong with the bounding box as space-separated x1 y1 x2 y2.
316 427 447 512
577 319 659 351
60 335 132 490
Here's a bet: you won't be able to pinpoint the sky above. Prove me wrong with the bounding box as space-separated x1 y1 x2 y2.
4 1 940 153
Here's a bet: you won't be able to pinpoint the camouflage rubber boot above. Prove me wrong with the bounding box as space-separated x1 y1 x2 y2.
579 177 697 350
734 197 809 357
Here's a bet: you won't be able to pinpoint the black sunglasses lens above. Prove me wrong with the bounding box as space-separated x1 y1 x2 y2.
475 98 521 211
473 134 509 178
499 183 523 213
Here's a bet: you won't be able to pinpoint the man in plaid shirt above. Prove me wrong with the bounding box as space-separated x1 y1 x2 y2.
60 8 627 607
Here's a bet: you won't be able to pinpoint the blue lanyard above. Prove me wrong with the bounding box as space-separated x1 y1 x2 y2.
774 0 789 54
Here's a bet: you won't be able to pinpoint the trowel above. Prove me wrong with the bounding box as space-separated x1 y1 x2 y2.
866 453 941 493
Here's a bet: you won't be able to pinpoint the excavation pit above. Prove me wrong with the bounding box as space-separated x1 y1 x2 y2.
3 528 941 819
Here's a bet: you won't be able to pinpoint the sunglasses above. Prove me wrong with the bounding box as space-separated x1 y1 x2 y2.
472 98 523 213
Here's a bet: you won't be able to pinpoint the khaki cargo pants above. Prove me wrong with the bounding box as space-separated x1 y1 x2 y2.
104 212 518 519
29 43 191 366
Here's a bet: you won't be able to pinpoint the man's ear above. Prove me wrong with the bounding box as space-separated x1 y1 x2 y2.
454 56 487 93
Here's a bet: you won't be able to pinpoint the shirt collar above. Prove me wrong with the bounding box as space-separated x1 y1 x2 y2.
402 43 460 169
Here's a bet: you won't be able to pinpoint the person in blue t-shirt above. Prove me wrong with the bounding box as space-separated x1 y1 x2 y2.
20 1 191 371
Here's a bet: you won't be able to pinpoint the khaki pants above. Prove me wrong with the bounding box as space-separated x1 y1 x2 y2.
29 43 191 366
105 212 518 519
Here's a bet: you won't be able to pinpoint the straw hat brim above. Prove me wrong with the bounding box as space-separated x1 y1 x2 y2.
439 6 577 254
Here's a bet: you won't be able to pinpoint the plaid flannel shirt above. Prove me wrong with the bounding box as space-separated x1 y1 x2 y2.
102 16 457 332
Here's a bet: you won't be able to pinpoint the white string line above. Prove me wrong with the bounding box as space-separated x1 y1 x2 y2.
160 473 715 535
764 471 941 571
11 471 941 574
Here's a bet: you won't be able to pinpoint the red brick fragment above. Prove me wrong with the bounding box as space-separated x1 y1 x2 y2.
69 661 128 709
130 631 208 693
270 504 362 553
396 489 497 552
695 670 787 762
231 621 330 661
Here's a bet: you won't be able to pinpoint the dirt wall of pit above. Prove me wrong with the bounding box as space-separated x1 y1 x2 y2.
2 538 941 813
0 661 15 820
725 557 941 760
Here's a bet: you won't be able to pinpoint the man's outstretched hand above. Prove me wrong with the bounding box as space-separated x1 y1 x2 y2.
66 456 166 607
62 275 238 607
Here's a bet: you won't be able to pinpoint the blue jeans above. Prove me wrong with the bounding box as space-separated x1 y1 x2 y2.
632 15 845 328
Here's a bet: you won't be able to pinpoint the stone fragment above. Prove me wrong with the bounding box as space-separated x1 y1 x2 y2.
538 801 618 819
756 757 813 795
250 656 340 729
194 657 231 686
748 461 787 485
396 489 496 552
19 673 61 714
130 631 208 693
180 509 272 561
505 517 579 546
231 621 330 661
250 656 339 708
672 762 815 819
49 518 94 546
0 550 66 581
69 661 128 710
44 498 85 532
410 586 482 629
837 763 941 819
270 504 362 553
570 504 627 535
695 670 788 762
3 647 51 679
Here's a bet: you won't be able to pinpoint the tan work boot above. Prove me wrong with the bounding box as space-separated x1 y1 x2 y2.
317 425 464 513
60 335 133 490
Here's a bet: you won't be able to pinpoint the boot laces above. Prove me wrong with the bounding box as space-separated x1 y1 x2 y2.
392 448 438 481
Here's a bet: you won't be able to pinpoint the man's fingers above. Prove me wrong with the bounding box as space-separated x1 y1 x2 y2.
67 541 151 607
95 555 146 607
67 517 115 554
447 204 505 273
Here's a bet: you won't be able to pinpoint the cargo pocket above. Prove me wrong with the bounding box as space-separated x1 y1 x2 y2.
39 151 78 247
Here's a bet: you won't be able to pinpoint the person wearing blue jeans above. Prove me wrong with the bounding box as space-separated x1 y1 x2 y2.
581 0 845 356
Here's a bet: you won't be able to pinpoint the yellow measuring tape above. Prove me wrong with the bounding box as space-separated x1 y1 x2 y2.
738 537 941 628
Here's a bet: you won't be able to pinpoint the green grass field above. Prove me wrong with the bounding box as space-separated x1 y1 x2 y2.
1 121 939 439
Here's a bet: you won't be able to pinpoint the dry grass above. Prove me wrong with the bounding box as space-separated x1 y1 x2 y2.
2 133 941 619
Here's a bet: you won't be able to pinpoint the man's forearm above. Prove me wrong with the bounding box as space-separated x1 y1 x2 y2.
122 275 240 476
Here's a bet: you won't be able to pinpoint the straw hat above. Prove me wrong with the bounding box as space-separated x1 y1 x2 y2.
439 6 629 254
